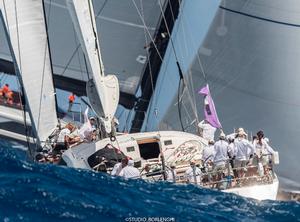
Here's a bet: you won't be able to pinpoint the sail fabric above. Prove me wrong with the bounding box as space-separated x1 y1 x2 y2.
151 0 300 190
78 108 92 140
198 84 222 129
0 0 58 143
0 0 167 108
143 0 221 132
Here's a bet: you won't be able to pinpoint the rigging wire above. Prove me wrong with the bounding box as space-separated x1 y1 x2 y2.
60 44 81 76
158 0 211 131
175 11 200 124
131 0 164 62
72 25 84 81
61 0 108 78
177 79 184 131
139 0 156 131
157 0 187 131
95 0 108 18
158 0 180 66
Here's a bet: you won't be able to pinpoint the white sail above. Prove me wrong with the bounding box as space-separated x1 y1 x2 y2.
66 0 119 133
0 0 58 144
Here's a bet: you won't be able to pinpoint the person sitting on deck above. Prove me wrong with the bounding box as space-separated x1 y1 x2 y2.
233 128 255 179
119 159 140 179
185 161 202 184
54 123 80 153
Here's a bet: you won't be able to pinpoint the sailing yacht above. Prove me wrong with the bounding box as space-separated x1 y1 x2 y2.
0 0 280 200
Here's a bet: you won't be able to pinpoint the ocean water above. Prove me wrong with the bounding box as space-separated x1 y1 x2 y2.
0 140 299 222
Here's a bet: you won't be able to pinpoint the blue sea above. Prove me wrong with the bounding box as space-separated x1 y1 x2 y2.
0 139 299 222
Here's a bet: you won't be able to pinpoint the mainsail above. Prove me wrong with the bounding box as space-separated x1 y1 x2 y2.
150 0 300 190
0 0 58 145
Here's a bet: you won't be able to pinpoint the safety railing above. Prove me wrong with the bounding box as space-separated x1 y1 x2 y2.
68 102 83 123
140 154 276 190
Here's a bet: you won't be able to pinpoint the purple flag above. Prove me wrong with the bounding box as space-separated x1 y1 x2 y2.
198 84 222 128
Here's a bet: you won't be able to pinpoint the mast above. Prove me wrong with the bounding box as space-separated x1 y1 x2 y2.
66 0 119 135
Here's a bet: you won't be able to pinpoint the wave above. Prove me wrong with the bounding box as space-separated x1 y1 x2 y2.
0 140 299 221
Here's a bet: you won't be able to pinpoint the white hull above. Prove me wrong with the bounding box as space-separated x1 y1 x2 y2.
61 130 279 200
223 175 279 200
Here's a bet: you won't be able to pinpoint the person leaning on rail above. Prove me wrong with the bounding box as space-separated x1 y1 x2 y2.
0 83 13 105
184 160 202 184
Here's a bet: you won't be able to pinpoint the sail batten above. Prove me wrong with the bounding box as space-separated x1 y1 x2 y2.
0 0 58 144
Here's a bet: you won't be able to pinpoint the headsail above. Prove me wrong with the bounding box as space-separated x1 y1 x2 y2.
0 0 58 145
66 0 119 133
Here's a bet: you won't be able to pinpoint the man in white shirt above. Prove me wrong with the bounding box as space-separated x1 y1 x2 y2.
54 123 80 153
185 161 202 184
253 130 275 175
234 128 255 178
198 120 216 141
111 158 128 176
202 140 215 165
213 132 232 181
119 160 140 179
213 133 229 167
166 165 177 182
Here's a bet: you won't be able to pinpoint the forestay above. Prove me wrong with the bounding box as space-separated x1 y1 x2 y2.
0 0 58 144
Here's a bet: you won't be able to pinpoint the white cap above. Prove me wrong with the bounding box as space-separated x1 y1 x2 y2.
128 159 134 166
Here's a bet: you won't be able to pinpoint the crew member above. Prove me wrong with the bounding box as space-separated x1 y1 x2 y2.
253 130 275 174
166 164 177 182
234 128 255 178
68 93 75 112
198 120 216 141
111 158 128 176
185 161 202 184
213 132 230 180
119 160 140 179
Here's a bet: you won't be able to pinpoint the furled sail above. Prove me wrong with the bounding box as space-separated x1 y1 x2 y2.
0 0 58 145
66 0 119 133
